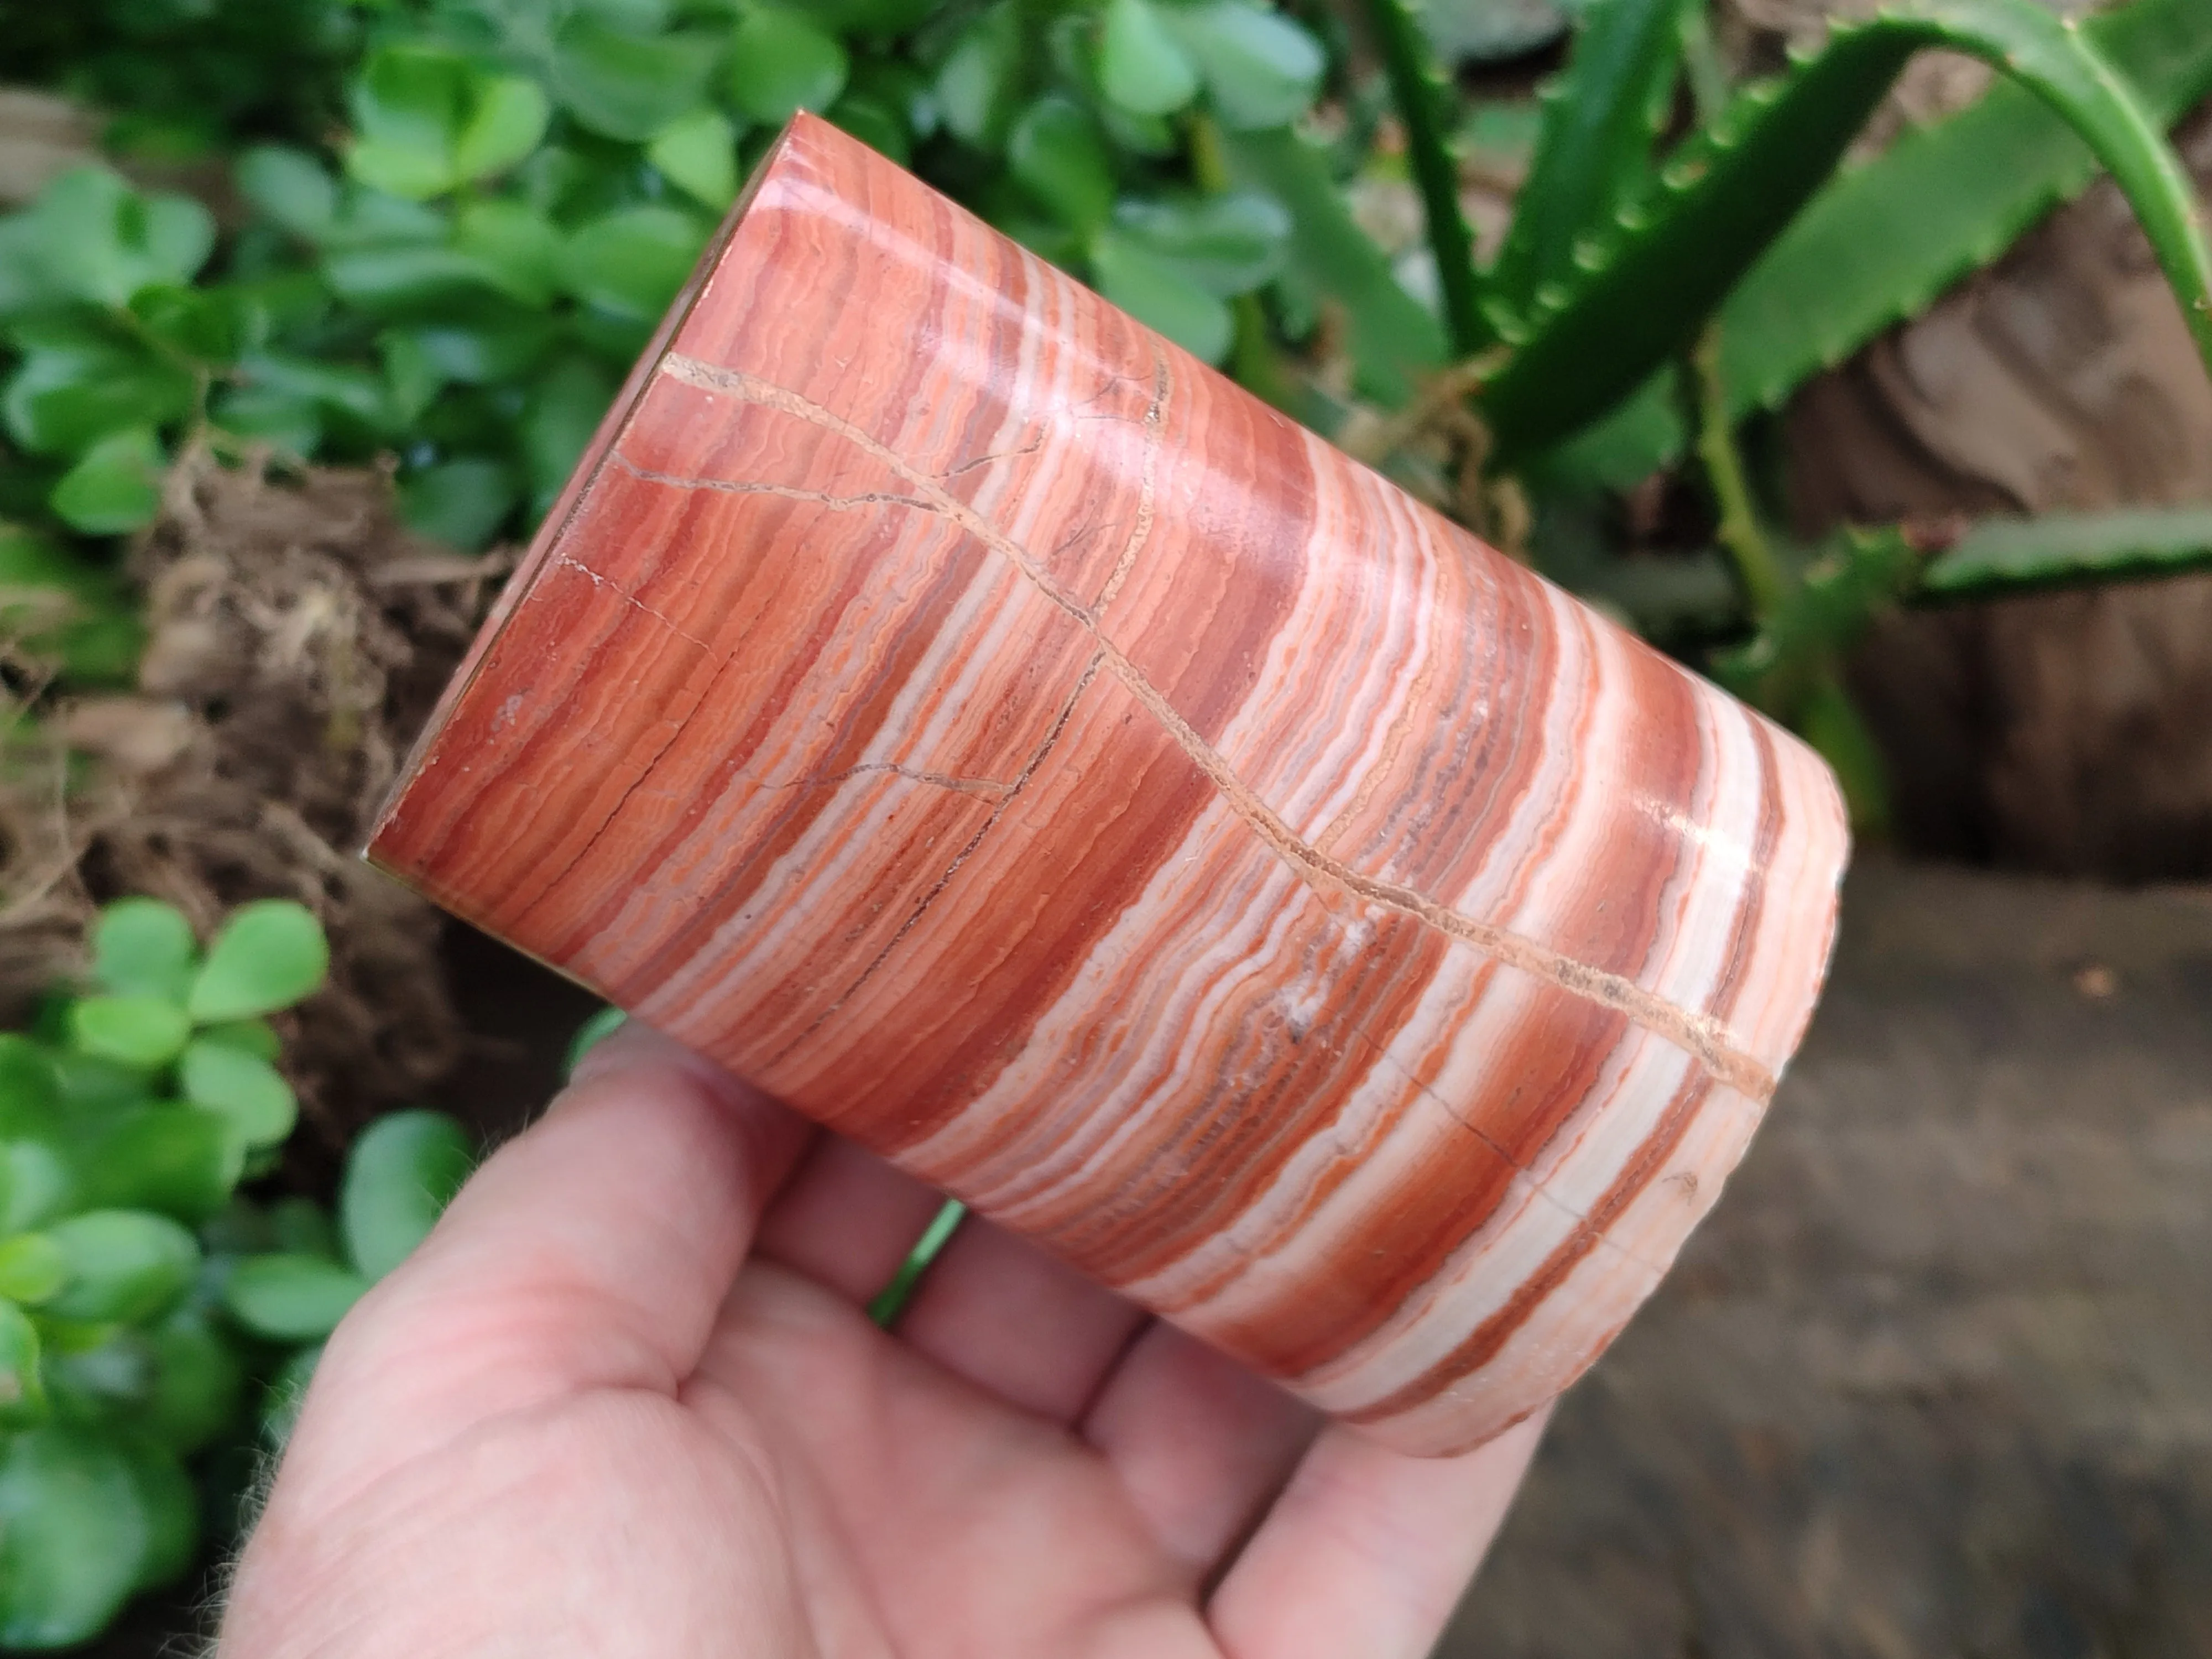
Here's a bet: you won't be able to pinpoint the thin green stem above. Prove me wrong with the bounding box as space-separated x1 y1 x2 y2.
868 1199 967 1328
1691 325 1785 619
1359 0 1488 358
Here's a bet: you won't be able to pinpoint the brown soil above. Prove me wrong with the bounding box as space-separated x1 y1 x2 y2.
0 452 504 1163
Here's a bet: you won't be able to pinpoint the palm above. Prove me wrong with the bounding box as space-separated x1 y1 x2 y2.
222 1031 1542 1659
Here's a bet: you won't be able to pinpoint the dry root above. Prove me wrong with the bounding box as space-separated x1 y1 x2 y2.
0 449 505 1148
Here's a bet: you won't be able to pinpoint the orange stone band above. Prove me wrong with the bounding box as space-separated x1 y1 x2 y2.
370 114 1849 1454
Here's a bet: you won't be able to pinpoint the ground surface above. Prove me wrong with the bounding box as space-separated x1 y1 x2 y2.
1438 855 2212 1658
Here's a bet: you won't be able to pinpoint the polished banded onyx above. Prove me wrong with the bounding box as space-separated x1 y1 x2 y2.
371 114 1848 1455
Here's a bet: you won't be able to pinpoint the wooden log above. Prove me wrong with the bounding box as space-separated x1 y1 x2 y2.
368 114 1849 1454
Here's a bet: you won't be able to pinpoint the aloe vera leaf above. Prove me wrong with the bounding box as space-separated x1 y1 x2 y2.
1919 505 2212 594
1486 0 1695 326
1723 0 2212 421
1215 125 1448 406
1358 0 1486 357
1553 0 2212 489
1481 0 2212 461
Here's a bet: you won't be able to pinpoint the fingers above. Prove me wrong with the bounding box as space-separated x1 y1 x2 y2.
756 1139 1157 1429
1081 1321 1320 1574
284 1024 812 1502
754 1131 950 1303
1207 1410 1549 1659
891 1215 1150 1422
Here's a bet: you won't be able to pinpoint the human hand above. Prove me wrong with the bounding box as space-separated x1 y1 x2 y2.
220 1025 1546 1659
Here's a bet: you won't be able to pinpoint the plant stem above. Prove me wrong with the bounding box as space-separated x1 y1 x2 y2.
1358 0 1488 359
1691 324 1785 619
867 1199 967 1327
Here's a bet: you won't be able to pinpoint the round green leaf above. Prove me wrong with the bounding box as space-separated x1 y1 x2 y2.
342 1111 476 1281
0 1235 67 1306
193 1018 280 1062
0 1143 71 1237
827 92 913 165
140 1313 244 1457
210 384 322 458
269 1196 340 1262
3 340 197 457
91 899 197 1004
397 314 556 388
320 243 496 311
935 7 1020 149
554 15 714 142
1162 2 1325 132
1109 190 1291 295
560 205 709 321
74 1107 241 1223
347 44 472 200
0 1426 151 1648
453 199 563 307
52 1039 147 1106
1099 0 1200 118
49 427 168 535
453 74 551 184
187 900 328 1024
45 1212 200 1327
122 1443 197 1593
726 9 852 127
236 145 339 242
399 457 520 553
66 995 191 1071
131 283 251 368
1091 227 1233 362
648 108 742 210
0 1037 62 1138
1009 97 1117 235
0 1300 47 1428
222 1254 369 1342
179 1040 296 1150
26 168 215 307
524 358 619 515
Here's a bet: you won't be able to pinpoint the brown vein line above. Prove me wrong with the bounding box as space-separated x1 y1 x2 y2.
612 451 936 515
552 554 714 652
1093 340 1170 615
760 650 1108 1074
656 352 1775 1102
758 759 1016 799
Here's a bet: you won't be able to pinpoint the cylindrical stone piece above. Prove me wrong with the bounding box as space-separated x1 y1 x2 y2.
369 113 1849 1454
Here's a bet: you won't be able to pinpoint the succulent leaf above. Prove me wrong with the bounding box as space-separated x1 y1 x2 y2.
1483 0 2212 461
1487 0 1696 326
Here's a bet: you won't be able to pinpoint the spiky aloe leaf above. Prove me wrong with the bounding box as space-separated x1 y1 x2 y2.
1722 0 2212 422
1217 125 1449 406
1486 0 1695 325
1920 505 2212 594
1548 0 2212 489
1359 0 1486 356
1481 0 2212 462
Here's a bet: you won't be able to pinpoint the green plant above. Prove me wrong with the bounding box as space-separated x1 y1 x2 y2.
0 0 1345 577
1359 0 2212 824
0 896 473 1649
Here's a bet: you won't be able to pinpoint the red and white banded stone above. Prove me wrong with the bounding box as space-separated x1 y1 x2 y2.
369 114 1849 1455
